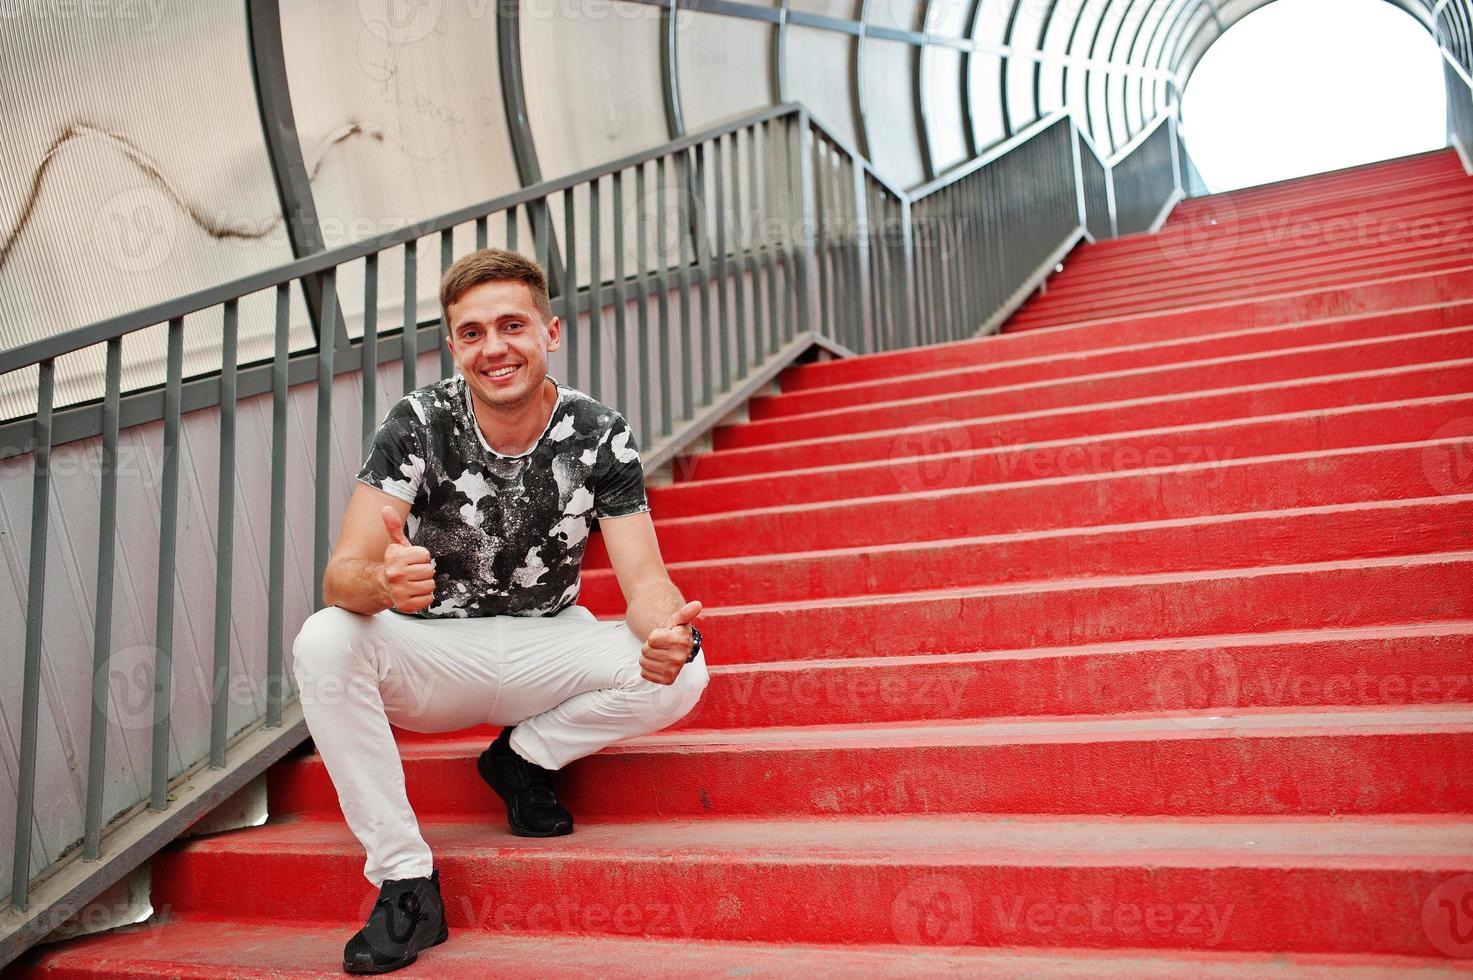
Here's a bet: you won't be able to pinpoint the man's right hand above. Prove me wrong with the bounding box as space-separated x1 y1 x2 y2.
379 506 436 613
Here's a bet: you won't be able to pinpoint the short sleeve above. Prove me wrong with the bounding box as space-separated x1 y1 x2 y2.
356 397 428 503
592 412 649 519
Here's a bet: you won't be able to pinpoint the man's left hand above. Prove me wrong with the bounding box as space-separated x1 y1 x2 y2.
641 600 702 685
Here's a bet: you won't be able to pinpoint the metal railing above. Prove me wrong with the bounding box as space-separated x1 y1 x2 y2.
1447 48 1473 173
0 100 1184 963
1074 112 1187 239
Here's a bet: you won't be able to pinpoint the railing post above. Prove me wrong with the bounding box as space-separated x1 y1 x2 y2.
1070 116 1088 237
851 164 873 354
791 110 821 338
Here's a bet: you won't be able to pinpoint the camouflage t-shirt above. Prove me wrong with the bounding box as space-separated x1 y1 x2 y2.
356 374 648 618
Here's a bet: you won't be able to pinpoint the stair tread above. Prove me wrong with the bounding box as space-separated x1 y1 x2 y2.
20 918 1469 979
177 813 1473 867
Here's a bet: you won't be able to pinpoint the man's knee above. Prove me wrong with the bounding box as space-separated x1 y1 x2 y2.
630 654 710 731
291 606 380 686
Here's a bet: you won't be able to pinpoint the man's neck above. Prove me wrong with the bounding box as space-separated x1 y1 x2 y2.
471 378 556 456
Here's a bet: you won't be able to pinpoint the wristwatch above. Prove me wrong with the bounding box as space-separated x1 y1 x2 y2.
684 625 703 663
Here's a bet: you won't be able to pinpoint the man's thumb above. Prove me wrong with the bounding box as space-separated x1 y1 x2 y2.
381 506 411 546
664 600 702 629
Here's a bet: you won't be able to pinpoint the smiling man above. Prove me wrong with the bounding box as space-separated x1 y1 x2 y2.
290 248 708 974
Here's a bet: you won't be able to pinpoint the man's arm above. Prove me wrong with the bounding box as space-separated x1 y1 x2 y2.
599 511 701 684
323 485 436 615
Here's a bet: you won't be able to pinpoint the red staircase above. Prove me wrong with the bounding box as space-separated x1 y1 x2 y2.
18 151 1473 976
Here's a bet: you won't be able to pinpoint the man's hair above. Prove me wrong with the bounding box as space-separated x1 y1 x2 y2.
439 247 554 329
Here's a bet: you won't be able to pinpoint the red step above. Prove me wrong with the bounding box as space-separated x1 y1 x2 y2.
591 439 1470 567
144 816 1473 957
585 496 1473 611
22 920 1472 979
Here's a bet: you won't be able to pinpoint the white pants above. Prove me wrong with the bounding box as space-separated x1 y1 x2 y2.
290 603 709 885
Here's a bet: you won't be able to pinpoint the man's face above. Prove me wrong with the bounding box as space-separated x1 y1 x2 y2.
444 280 561 413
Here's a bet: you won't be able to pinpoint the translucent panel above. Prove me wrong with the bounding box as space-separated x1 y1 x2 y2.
521 4 668 178
791 0 862 17
971 0 1014 45
279 1 519 248
864 0 918 31
968 51 1008 148
786 26 860 147
863 39 926 187
0 4 307 419
923 0 972 37
924 48 970 171
676 14 775 131
1003 0 1052 127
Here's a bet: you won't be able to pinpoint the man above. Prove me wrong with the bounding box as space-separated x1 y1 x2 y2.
291 248 708 974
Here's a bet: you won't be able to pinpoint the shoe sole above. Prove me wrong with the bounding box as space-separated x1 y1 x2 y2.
476 750 574 838
343 924 449 974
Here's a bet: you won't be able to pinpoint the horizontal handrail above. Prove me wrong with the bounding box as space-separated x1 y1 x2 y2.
910 110 1071 199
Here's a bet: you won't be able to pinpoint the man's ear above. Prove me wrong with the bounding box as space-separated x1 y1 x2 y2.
545 315 562 353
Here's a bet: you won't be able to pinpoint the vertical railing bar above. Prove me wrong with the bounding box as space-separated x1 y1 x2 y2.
439 229 455 378
150 317 184 811
635 164 653 446
83 337 122 860
562 189 580 391
402 240 418 395
689 142 713 409
209 299 239 769
947 184 965 340
748 124 773 357
840 155 861 351
713 133 731 394
475 215 488 251
612 171 630 417
507 205 519 253
361 254 379 454
10 357 54 907
674 151 694 422
769 117 791 349
588 176 603 402
851 160 872 355
812 135 831 342
732 129 751 374
314 267 337 611
266 284 290 728
655 158 673 435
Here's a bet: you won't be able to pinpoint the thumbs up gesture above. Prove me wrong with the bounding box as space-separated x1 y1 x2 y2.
640 600 702 685
379 506 436 613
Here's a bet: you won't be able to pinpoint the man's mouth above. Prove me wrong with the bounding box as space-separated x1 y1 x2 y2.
481 365 520 382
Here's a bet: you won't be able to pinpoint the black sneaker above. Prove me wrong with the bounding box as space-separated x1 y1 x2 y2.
343 869 448 974
476 725 574 837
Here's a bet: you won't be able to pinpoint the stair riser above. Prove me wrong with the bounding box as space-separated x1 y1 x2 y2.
675 632 1473 729
581 499 1473 611
719 335 1470 446
699 558 1473 664
272 730 1473 821
590 442 1467 566
691 381 1472 482
150 849 1471 957
780 287 1473 391
749 308 1470 418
